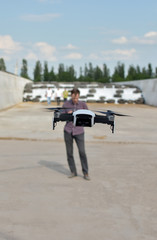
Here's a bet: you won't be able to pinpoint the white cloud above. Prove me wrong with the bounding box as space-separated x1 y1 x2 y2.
21 13 60 22
35 42 57 61
132 36 156 45
0 35 22 54
102 48 136 60
112 31 157 46
63 44 77 50
25 52 38 61
64 52 82 60
88 53 99 60
112 36 128 44
0 37 57 64
144 31 157 38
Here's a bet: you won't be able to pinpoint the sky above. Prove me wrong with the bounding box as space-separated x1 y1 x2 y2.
0 0 157 78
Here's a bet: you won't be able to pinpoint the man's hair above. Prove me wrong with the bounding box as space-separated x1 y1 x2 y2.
71 88 80 95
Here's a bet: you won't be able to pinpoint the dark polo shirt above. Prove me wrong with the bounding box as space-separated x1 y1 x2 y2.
62 99 88 135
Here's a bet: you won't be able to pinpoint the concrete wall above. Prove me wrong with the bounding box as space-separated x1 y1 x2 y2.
118 78 157 107
0 71 31 110
0 70 157 109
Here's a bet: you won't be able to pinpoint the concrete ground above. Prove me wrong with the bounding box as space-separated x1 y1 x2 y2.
0 102 157 240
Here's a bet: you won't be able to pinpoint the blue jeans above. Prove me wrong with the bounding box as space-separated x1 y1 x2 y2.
64 131 88 175
47 97 51 104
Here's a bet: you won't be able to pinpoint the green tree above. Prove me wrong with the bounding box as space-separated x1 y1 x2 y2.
20 59 29 79
84 64 88 78
58 63 65 81
79 67 83 77
78 67 85 81
0 58 6 71
126 65 137 80
49 66 57 81
67 65 76 81
147 63 153 78
94 66 103 81
141 67 148 79
57 64 76 82
88 62 94 79
102 63 110 82
136 65 141 79
33 60 42 82
82 63 94 82
127 64 155 80
43 61 49 82
60 72 71 82
112 62 125 82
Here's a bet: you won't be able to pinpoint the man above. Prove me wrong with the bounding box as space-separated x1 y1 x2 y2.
55 88 62 106
45 87 52 105
62 88 69 102
62 88 90 180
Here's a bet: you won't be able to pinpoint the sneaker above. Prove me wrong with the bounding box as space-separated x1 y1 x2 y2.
84 174 90 180
68 173 77 178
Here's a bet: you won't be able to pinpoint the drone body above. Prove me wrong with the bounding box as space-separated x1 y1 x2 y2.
52 108 115 133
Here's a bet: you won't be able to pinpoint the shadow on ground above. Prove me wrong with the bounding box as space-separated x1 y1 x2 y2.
38 160 69 176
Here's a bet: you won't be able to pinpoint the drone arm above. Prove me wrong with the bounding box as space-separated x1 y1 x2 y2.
94 115 115 133
60 113 73 122
53 113 73 130
94 115 110 124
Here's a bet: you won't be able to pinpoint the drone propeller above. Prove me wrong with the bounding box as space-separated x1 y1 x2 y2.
96 110 130 117
45 107 73 111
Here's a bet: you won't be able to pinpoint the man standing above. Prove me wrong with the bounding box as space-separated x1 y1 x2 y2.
55 88 62 106
62 88 90 180
62 88 69 102
45 87 52 105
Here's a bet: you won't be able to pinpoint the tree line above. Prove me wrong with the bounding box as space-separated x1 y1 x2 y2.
0 58 157 83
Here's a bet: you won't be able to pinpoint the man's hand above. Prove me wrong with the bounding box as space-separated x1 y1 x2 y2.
68 110 73 114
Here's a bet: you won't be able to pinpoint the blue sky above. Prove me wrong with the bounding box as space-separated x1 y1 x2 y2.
0 0 157 78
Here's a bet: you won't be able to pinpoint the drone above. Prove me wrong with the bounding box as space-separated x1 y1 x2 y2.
46 107 129 133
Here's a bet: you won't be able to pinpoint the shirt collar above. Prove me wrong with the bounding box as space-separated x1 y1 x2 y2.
70 99 79 105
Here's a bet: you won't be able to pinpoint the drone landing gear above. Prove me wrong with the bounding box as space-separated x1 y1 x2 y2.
53 120 57 130
110 122 114 133
94 115 115 133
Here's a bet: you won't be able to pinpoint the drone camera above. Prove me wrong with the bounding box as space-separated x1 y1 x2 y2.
73 110 95 127
75 114 93 127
